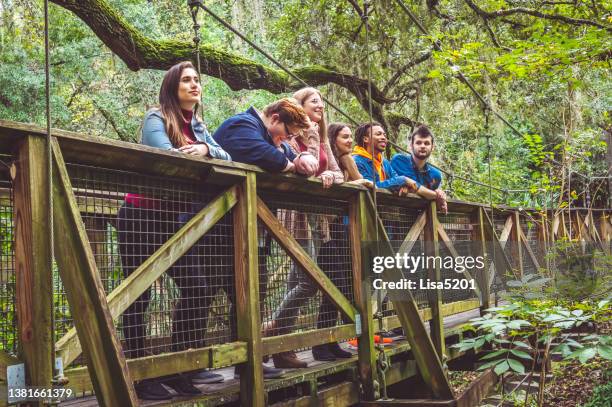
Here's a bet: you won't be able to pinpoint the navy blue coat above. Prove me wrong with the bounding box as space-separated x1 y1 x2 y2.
213 107 295 172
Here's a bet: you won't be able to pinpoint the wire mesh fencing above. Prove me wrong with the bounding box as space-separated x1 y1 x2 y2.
376 200 428 313
258 192 354 339
56 163 237 365
437 212 480 304
0 159 16 354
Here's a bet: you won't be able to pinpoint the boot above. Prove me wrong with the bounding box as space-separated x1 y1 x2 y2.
272 351 307 368
312 344 336 361
328 342 352 358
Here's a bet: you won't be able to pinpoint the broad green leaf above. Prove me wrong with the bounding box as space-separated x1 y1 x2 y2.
598 345 612 360
480 349 507 360
508 358 526 374
578 347 597 363
477 359 501 371
494 360 510 375
513 341 531 349
507 320 531 330
510 349 533 360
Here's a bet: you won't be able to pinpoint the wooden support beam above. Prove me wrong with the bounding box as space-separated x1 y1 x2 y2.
12 135 53 393
487 215 513 287
55 185 238 366
398 211 427 255
518 228 541 271
372 210 426 317
436 223 482 300
257 197 357 322
263 324 356 356
482 210 517 282
511 212 524 278
63 342 247 394
361 194 454 399
235 173 265 407
349 192 377 401
425 201 445 361
471 208 490 311
50 138 137 407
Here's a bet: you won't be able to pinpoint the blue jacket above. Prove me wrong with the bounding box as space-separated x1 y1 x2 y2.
391 153 442 190
141 109 231 161
213 107 296 172
353 154 406 191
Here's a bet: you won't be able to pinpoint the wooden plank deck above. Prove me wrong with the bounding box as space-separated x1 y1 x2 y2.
59 308 481 407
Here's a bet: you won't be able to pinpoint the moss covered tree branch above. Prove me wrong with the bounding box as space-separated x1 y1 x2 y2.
50 0 393 106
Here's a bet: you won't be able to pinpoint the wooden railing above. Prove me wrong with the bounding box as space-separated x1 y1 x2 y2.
0 120 610 407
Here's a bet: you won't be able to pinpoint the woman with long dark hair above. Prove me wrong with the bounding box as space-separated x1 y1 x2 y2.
117 61 230 400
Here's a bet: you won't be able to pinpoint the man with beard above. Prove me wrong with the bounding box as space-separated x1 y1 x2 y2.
391 125 447 213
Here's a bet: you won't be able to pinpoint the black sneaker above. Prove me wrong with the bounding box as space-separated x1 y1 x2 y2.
328 342 353 359
134 379 172 400
165 375 202 397
312 344 336 361
391 327 405 336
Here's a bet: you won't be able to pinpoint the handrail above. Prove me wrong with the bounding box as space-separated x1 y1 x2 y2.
0 119 570 214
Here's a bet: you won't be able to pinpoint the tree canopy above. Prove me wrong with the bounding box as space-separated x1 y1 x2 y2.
0 0 610 206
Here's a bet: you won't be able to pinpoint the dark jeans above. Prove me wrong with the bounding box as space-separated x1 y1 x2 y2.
118 203 211 357
316 230 353 330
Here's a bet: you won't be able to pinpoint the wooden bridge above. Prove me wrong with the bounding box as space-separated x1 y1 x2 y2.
0 121 610 406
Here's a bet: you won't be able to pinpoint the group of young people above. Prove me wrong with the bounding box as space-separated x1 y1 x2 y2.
118 61 447 400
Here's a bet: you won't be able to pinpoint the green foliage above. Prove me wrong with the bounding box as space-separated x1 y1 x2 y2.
0 0 609 207
582 368 612 407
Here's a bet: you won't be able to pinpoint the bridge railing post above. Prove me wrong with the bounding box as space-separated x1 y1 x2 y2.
424 201 445 362
233 172 265 407
12 134 54 399
349 191 378 400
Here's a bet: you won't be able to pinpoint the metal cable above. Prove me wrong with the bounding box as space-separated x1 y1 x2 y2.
484 106 497 305
43 0 59 388
362 0 384 333
188 2 205 120
189 0 607 207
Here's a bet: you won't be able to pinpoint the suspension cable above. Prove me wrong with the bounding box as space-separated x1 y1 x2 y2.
483 105 498 305
43 0 59 390
362 0 385 333
188 1 205 120
187 1 518 197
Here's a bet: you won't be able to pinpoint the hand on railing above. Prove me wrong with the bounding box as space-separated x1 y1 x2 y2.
294 152 318 176
348 178 374 189
178 143 209 157
436 189 448 214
